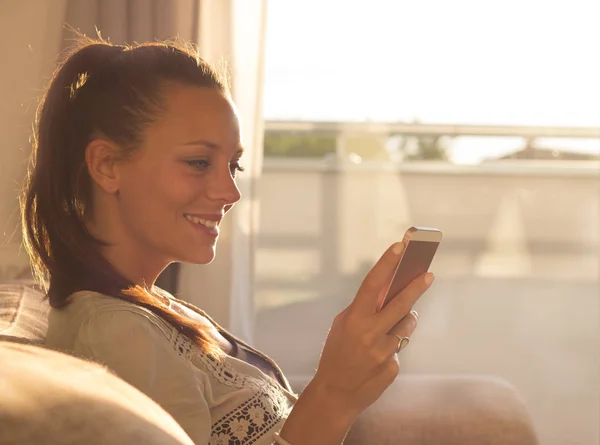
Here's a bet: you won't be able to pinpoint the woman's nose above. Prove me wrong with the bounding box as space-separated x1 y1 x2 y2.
207 167 242 205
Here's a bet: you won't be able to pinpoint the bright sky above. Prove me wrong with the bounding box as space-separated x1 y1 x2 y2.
263 0 599 162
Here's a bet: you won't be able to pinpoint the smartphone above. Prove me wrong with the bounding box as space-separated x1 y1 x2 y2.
377 226 442 310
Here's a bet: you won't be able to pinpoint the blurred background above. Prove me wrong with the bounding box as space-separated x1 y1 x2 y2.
256 2 599 445
1 1 598 445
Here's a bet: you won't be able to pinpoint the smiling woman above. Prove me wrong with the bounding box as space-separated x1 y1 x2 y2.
22 37 237 357
21 35 433 445
22 37 296 442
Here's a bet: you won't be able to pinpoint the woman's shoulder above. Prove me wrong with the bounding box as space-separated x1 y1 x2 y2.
47 290 174 345
60 290 158 317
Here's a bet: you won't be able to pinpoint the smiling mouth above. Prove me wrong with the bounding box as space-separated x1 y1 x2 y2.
184 214 219 229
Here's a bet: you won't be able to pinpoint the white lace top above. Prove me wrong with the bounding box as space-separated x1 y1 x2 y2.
44 290 299 445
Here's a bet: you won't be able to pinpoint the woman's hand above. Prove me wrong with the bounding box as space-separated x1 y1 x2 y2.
278 243 434 445
311 242 434 421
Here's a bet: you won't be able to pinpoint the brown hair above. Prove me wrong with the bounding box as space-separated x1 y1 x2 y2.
21 36 229 357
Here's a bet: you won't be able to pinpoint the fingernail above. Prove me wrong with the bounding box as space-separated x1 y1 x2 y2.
424 273 435 286
392 242 404 255
399 337 410 351
411 310 419 320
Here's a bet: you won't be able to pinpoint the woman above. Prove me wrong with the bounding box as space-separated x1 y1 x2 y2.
21 37 433 445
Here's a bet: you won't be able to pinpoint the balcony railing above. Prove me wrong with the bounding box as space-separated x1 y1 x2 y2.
266 121 600 138
263 120 600 166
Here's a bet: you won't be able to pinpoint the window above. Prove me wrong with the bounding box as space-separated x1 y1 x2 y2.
256 3 599 445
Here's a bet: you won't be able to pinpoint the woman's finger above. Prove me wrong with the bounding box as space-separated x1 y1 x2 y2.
390 310 418 337
350 242 405 314
383 310 419 354
375 272 433 334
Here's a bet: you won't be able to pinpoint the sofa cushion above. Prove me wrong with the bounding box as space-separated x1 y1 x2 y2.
0 342 195 445
0 280 48 342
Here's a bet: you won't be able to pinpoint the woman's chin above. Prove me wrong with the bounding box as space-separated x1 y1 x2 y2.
180 247 216 265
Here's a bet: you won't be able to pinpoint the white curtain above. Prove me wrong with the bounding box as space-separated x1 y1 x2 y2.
178 0 268 342
0 0 268 340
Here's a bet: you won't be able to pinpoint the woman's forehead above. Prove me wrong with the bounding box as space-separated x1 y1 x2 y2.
148 85 241 145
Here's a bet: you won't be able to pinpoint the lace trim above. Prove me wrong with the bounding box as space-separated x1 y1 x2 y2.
169 329 290 444
200 353 249 388
169 329 251 388
209 389 288 445
171 330 195 361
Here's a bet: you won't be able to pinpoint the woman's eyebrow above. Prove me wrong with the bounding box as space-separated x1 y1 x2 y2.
181 139 219 149
181 139 245 156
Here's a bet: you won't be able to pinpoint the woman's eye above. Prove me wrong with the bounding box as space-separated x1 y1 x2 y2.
186 160 210 169
185 159 244 177
230 162 245 177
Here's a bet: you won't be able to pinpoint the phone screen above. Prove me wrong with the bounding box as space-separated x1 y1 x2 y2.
380 240 440 309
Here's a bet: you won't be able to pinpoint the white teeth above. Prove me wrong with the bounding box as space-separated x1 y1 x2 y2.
203 220 218 228
185 214 200 224
185 214 219 229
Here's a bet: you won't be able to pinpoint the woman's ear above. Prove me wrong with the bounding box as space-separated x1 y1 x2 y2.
85 139 121 195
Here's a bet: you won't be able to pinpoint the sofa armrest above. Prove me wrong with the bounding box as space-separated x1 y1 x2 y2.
346 375 538 445
289 375 538 445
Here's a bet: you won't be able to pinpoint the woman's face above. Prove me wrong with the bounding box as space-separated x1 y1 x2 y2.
104 85 243 269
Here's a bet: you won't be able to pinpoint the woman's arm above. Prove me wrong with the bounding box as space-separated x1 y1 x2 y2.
277 379 356 445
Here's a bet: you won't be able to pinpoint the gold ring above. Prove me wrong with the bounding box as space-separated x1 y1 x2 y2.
392 334 410 353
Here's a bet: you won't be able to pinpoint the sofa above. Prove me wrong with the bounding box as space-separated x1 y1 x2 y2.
0 279 539 445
